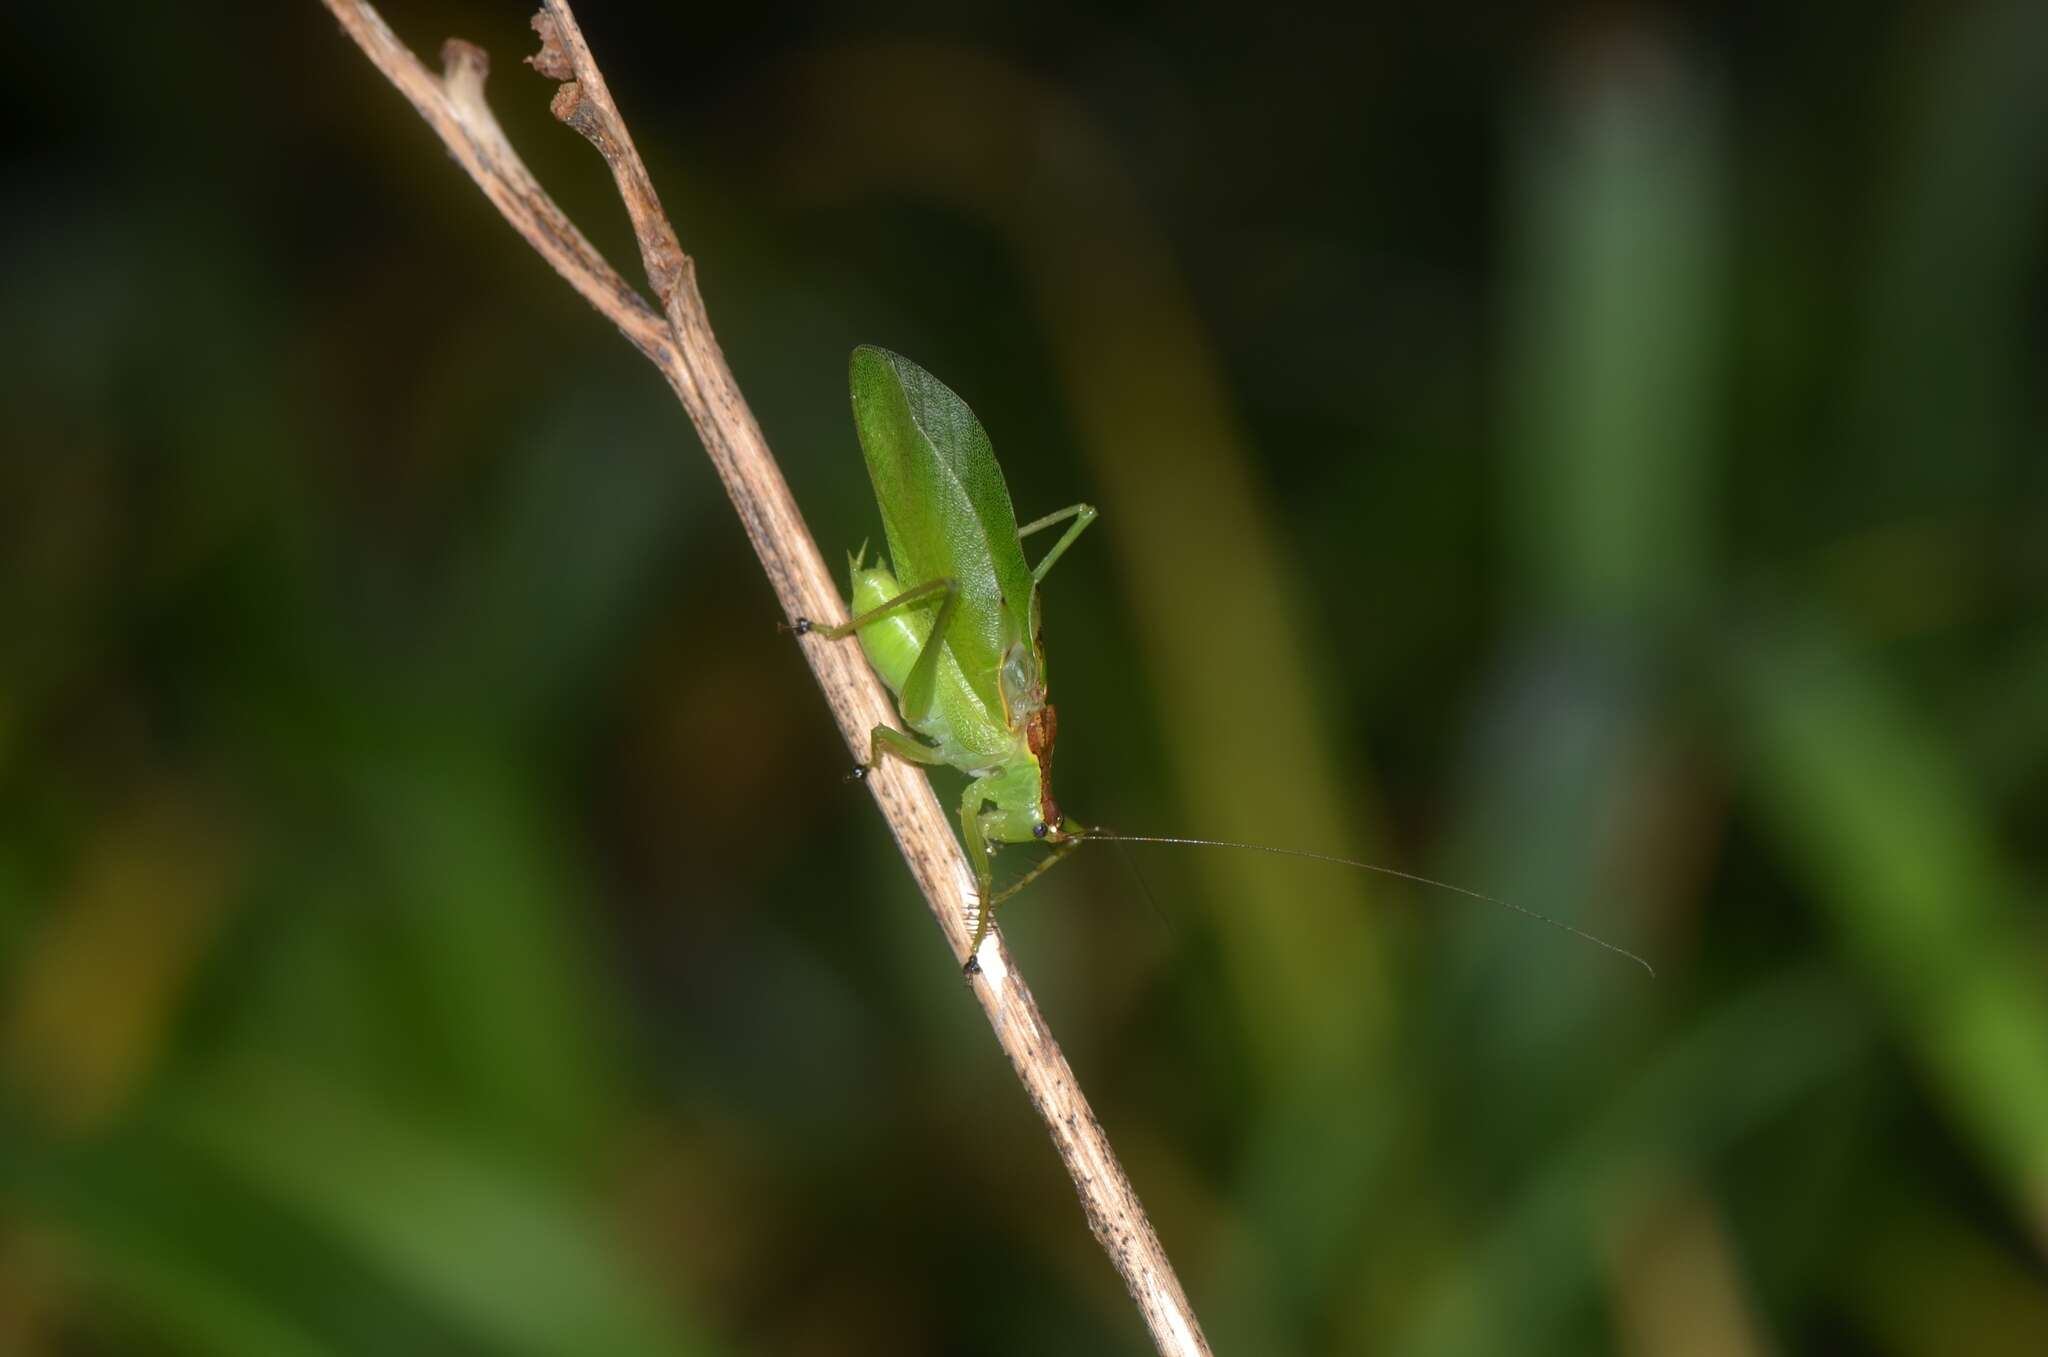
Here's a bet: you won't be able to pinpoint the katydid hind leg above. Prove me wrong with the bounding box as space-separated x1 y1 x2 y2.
895 579 961 729
794 575 953 640
1019 502 1098 584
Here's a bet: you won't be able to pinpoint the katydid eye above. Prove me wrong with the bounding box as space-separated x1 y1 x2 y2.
1032 822 1050 839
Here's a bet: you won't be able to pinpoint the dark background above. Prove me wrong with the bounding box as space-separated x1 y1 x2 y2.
5 2 2046 1353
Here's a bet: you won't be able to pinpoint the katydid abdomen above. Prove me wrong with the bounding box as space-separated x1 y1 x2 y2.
848 559 1011 771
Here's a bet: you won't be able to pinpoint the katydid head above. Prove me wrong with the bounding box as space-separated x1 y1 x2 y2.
1035 814 1083 845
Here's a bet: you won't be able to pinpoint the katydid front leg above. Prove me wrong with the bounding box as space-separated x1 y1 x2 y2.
960 777 1085 965
959 771 1004 961
990 833 1082 909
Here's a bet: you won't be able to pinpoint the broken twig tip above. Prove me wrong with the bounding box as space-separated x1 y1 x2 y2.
526 11 573 81
440 39 489 81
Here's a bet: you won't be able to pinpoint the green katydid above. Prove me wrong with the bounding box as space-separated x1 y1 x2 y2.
795 346 1652 977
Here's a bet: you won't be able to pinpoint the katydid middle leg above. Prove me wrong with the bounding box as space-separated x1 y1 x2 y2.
851 723 950 780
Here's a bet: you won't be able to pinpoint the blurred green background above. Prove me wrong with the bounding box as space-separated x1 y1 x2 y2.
5 2 2046 1353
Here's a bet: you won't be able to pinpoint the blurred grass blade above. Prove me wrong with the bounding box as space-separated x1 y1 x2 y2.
1395 970 1865 1356
1840 1182 2048 1357
1504 33 1724 629
348 744 622 1163
1731 619 2048 1252
168 1064 709 1357
1435 24 1726 1092
1853 0 2048 494
66 1242 344 1357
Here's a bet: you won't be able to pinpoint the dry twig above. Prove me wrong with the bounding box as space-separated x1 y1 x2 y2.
317 3 1212 1352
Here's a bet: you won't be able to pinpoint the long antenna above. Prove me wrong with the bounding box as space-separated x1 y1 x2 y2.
1075 829 1655 977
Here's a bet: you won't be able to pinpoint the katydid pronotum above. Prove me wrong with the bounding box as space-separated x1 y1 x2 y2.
794 346 1651 977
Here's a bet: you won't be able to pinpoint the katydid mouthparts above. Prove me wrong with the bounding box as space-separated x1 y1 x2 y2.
792 346 1653 979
